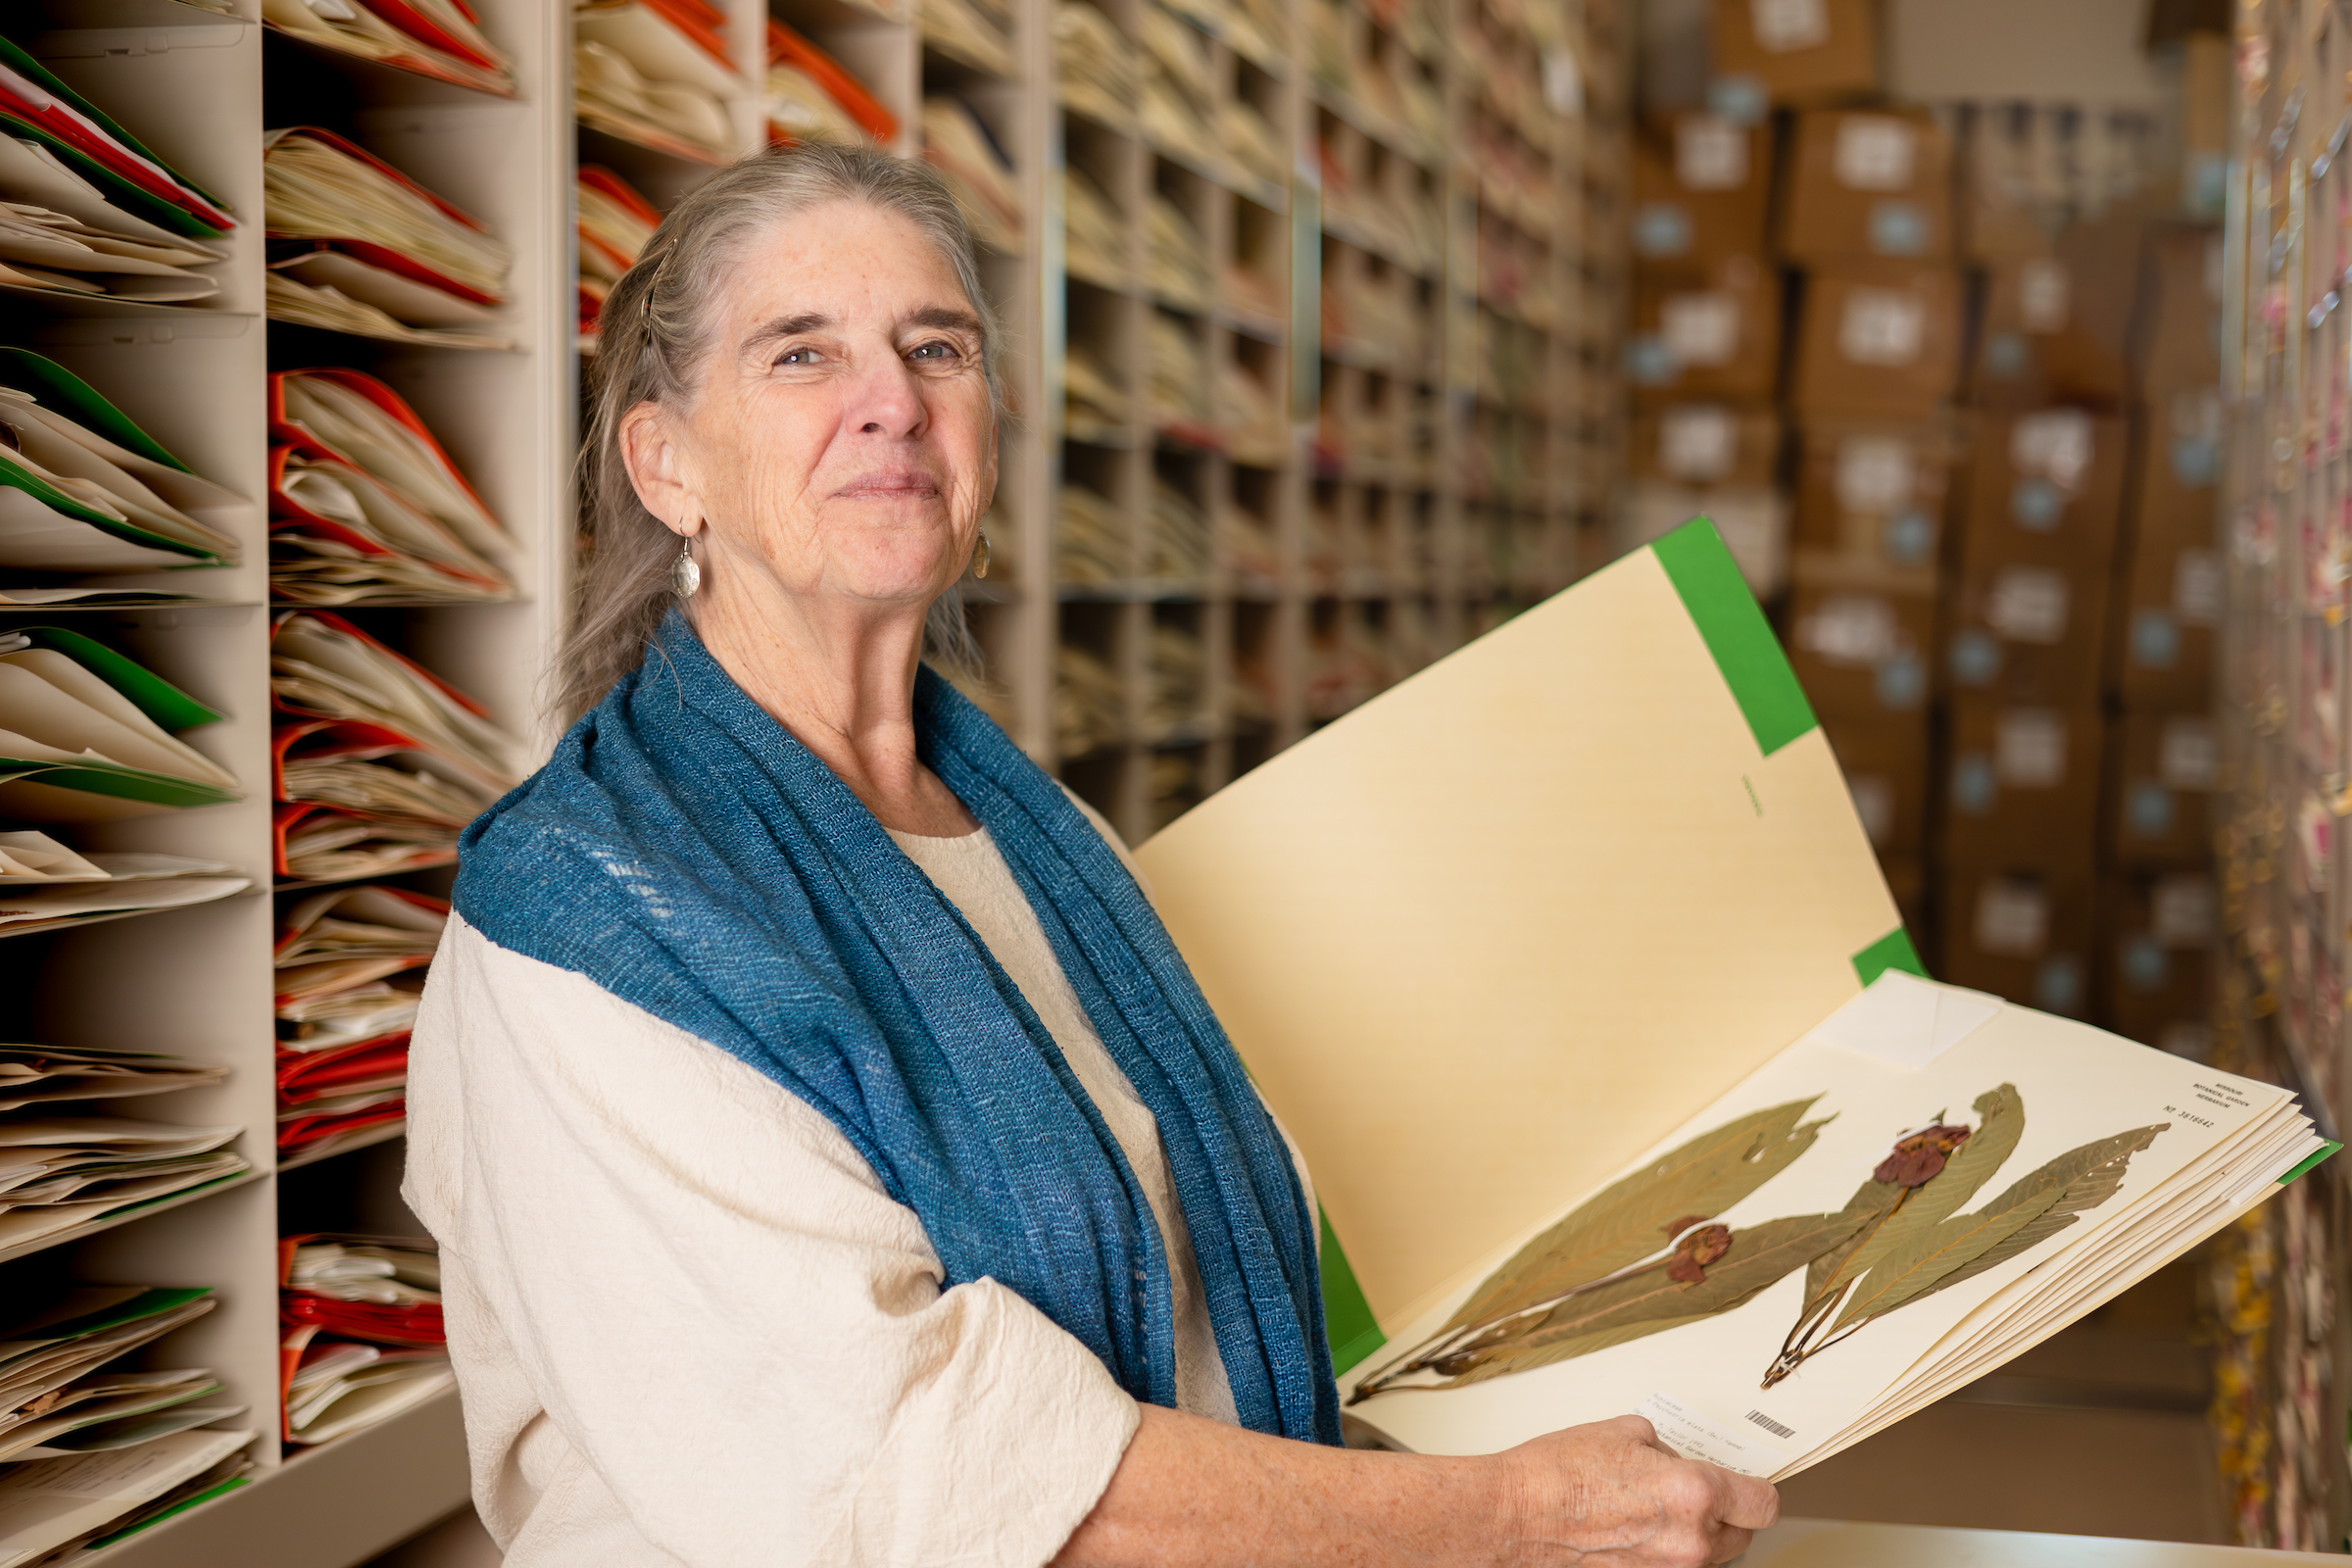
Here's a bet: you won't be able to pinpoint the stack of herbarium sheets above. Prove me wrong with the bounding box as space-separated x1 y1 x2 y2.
1135 519 2328 1478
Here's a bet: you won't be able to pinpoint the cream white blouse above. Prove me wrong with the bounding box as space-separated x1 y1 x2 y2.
403 795 1306 1566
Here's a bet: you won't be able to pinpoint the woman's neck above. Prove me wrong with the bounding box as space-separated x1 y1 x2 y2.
686 577 980 837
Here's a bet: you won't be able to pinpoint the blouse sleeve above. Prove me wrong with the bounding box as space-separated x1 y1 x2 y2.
403 914 1140 1568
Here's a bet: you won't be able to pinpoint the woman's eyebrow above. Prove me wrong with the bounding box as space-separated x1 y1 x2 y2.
905 306 982 335
743 311 833 353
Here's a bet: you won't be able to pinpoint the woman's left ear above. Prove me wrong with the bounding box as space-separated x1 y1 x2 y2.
618 401 701 534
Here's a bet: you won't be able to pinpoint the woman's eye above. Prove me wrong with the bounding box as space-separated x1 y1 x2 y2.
908 341 957 362
777 346 822 366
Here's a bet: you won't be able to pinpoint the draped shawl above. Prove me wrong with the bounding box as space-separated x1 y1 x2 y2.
454 612 1341 1444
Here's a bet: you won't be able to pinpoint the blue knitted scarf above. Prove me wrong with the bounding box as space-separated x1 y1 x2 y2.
454 611 1341 1444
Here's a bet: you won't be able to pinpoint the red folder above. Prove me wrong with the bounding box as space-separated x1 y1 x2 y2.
264 129 505 307
766 20 899 146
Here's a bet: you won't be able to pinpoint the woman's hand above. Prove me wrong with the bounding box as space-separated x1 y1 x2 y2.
1053 1404 1777 1567
1495 1415 1779 1566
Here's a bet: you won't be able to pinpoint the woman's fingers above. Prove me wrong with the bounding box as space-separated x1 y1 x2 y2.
1708 1463 1781 1531
1705 1526 1755 1564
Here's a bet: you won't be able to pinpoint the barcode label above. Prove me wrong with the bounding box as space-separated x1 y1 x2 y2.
1744 1409 1796 1440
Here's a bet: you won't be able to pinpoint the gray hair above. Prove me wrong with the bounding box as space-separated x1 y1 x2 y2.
558 142 1000 727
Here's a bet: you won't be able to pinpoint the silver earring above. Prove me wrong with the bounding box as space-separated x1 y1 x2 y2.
670 535 701 597
972 529 992 581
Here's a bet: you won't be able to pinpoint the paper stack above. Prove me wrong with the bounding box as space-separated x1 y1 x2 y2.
1148 313 1210 434
1063 341 1129 445
0 1045 225 1111
1133 518 2331 1481
920 0 1014 75
921 99 1020 256
765 20 895 149
0 625 244 829
0 1288 253 1565
0 837 249 936
1055 480 1124 585
1055 3 1135 132
1148 192 1210 312
1062 168 1126 292
576 166 660 348
1148 477 1208 581
1054 643 1122 758
0 39 232 308
0 351 244 577
274 886 446 1157
264 128 514 351
0 1116 248 1250
268 368 511 605
262 0 517 96
279 1235 452 1446
267 615 511 881
574 0 738 164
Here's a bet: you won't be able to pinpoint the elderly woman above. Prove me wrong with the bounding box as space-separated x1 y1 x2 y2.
405 144 1774 1567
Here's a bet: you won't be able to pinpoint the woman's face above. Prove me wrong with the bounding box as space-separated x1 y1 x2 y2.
628 199 998 616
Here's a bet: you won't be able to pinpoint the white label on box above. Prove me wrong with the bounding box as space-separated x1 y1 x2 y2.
2175 550 2222 624
2010 409 2092 491
1995 709 2067 787
1835 436 1916 513
1985 566 2069 644
1836 118 1918 191
1635 1392 1791 1478
1542 46 1583 116
2171 386 2222 443
2159 717 2219 790
1750 0 1829 52
2019 259 2071 332
1796 594 1896 664
1847 774 1894 847
1676 116 1747 189
2152 874 2217 947
1660 292 1739 366
1659 405 1736 481
1976 879 2050 957
1839 289 1926 366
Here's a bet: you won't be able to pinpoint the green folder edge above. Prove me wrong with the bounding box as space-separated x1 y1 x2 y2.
0 35 230 237
83 1475 255 1550
0 349 196 474
0 443 224 566
15 625 224 730
1317 517 1917 1374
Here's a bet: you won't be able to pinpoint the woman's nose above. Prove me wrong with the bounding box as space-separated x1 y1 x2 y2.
850 356 926 438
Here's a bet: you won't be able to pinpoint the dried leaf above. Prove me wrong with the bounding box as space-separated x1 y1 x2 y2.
1803 1177 1901 1306
1439 1098 1828 1335
1436 1211 1868 1386
1442 1310 1720 1387
1903 1123 2168 1307
1831 1085 2024 1297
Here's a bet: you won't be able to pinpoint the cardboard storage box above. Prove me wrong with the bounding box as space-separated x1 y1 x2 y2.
1954 408 2130 574
1970 255 2132 410
2110 411 2221 711
1788 263 1962 421
1959 108 2054 263
1936 863 2097 1017
1782 569 1935 718
1631 115 1774 273
1939 698 2106 869
2100 871 2218 1054
1819 707 1929 859
2129 386 2223 546
1710 0 1877 106
1944 556 2115 710
1629 256 1782 406
1790 416 1958 583
2137 224 2224 397
1778 109 1954 266
2106 710 2219 869
1628 403 1783 488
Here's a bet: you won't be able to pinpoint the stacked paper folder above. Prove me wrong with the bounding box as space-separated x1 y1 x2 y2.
920 0 1015 76
922 99 1020 256
1054 3 1135 132
262 0 517 96
279 1235 452 1446
576 166 659 346
264 128 514 351
766 20 895 149
0 350 244 577
574 0 738 164
269 368 511 605
0 38 232 312
269 613 516 881
274 886 445 1156
1137 5 1217 170
0 1288 254 1563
